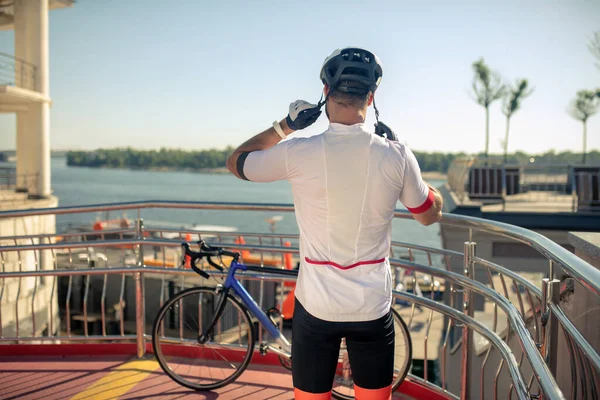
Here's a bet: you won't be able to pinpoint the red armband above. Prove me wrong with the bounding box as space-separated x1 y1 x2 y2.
406 189 435 214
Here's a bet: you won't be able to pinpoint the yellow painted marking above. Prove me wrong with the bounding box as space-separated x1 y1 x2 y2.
70 359 159 400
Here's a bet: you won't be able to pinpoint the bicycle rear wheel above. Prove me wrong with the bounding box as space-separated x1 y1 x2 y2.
331 307 412 400
152 286 255 391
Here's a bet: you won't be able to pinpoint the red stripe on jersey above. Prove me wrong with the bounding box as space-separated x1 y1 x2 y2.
406 188 435 214
305 257 386 270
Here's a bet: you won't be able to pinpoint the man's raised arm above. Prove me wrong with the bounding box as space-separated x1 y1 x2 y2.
226 100 322 180
225 118 292 180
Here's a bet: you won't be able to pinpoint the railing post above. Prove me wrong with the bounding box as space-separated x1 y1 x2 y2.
461 241 476 400
136 218 144 267
134 272 146 358
569 167 577 212
542 278 560 377
501 166 507 211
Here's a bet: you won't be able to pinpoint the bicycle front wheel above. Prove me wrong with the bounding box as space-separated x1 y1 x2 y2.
332 307 412 400
152 286 255 391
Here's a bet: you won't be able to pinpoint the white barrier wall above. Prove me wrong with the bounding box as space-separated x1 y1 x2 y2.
0 196 59 337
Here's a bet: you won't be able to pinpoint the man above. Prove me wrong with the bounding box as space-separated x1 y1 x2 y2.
226 47 443 400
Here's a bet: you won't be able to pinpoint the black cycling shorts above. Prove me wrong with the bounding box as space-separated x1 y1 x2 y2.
291 298 395 393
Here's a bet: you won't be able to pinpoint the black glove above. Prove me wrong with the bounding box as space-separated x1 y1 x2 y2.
285 100 322 131
374 121 398 141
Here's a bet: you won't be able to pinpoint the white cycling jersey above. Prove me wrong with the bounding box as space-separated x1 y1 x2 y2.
243 122 434 322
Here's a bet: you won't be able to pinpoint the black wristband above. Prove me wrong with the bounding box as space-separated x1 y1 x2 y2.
236 151 252 181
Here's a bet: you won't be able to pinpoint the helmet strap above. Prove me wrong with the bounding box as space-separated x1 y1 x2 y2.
316 88 332 119
373 97 381 124
317 89 328 109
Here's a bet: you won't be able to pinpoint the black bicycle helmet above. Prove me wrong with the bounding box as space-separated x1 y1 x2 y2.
320 47 383 94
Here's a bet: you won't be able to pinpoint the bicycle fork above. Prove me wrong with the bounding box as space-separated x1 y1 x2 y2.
197 285 230 345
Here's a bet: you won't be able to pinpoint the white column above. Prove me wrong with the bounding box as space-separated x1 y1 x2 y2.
15 112 30 192
24 0 51 197
14 0 31 192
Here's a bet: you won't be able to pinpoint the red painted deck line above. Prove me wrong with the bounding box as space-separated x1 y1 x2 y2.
0 343 284 366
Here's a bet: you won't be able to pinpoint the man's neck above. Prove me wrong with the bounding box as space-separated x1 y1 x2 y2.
327 104 366 125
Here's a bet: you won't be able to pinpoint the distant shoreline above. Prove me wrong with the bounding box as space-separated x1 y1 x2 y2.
71 164 233 174
421 171 447 180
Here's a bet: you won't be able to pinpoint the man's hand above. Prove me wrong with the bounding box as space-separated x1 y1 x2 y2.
412 183 443 226
286 100 322 131
375 121 398 141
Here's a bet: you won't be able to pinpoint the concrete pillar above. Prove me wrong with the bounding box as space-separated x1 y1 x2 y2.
28 103 50 197
22 0 51 197
14 0 31 193
15 112 30 192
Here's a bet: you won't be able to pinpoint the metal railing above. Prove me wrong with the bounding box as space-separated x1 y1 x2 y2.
0 166 38 191
0 51 36 91
1 200 599 399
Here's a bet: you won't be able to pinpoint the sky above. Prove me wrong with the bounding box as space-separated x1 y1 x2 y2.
0 0 599 154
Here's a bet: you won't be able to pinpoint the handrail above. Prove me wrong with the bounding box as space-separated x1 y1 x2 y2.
0 200 597 398
0 51 37 90
0 238 300 254
548 303 600 372
434 211 600 296
0 199 597 296
0 262 564 399
0 51 36 68
392 259 560 399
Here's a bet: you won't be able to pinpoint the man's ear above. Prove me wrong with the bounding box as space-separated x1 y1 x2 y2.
367 92 374 106
324 85 330 97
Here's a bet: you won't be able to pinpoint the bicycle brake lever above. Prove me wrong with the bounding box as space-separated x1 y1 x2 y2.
189 256 210 279
207 256 224 271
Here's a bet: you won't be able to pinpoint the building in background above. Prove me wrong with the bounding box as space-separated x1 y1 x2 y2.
0 0 74 337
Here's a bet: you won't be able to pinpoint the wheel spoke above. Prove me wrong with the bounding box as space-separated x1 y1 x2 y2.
152 287 255 391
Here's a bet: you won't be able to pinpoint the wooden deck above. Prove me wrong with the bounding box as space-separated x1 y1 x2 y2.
0 344 451 400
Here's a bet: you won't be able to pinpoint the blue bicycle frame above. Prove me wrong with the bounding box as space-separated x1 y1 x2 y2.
204 259 296 354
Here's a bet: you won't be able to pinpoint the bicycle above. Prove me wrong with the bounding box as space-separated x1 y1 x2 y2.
152 240 412 399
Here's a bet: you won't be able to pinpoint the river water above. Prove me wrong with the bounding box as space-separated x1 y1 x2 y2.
47 158 443 248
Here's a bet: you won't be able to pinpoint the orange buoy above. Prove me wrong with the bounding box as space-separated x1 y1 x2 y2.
183 233 192 268
284 241 293 269
283 241 296 287
234 236 251 259
281 287 296 320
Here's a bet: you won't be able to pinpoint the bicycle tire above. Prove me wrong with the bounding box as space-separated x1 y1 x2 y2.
331 307 412 400
152 286 255 391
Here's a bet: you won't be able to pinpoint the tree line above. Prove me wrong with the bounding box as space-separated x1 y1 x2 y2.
66 147 599 173
66 147 234 170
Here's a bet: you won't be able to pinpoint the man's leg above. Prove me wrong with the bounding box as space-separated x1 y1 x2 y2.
345 310 395 400
292 298 341 399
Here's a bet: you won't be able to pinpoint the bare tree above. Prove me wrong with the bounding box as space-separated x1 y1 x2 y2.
589 31 600 71
502 79 534 163
470 58 506 162
568 89 600 164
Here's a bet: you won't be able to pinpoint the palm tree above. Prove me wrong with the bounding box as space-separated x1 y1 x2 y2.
568 89 600 164
589 31 600 71
502 79 534 163
470 58 506 162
